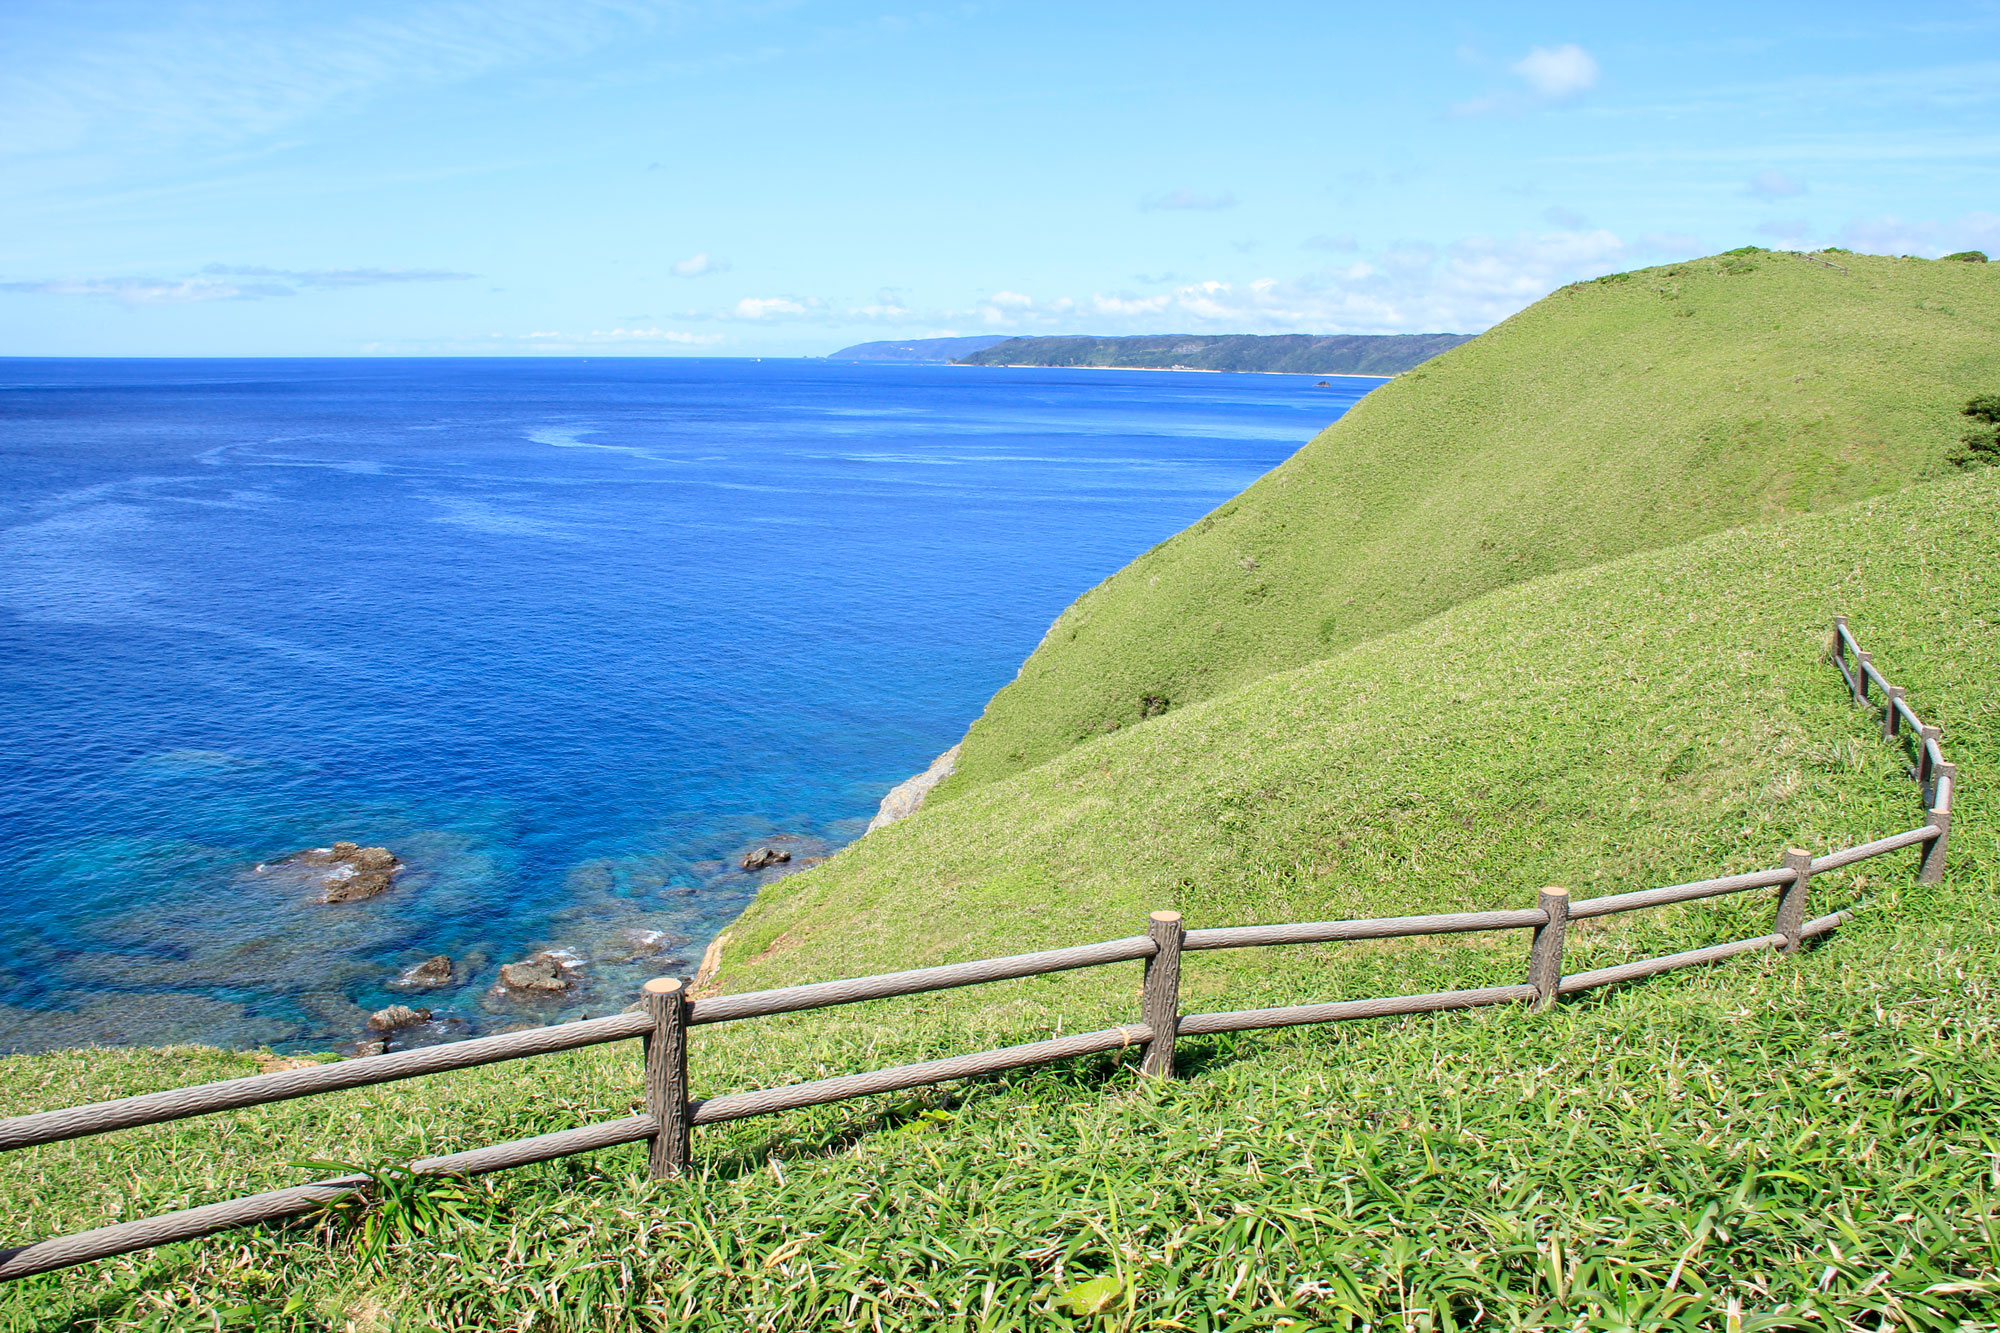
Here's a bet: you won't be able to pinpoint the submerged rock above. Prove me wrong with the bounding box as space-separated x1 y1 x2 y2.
866 743 960 833
597 928 688 964
389 955 454 990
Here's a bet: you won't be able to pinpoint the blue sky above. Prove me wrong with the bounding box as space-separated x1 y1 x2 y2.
3 1 1997 356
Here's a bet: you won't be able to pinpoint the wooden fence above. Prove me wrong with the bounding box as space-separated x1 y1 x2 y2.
0 617 1955 1281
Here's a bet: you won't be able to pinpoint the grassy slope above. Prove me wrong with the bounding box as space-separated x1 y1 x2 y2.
4 471 1995 1331
936 251 2000 800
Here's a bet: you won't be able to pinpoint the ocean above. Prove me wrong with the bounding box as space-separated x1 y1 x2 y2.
0 357 1379 1053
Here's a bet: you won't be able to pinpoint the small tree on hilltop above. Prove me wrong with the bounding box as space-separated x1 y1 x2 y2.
1950 394 2000 468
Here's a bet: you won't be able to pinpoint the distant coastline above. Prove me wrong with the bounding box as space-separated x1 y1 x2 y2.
949 362 1393 379
826 332 1472 375
951 332 1472 376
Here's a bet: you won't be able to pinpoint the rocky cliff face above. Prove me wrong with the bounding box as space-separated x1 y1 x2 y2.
866 744 961 833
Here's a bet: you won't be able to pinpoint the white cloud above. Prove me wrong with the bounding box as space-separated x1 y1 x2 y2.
1639 231 1704 256
1511 44 1599 98
1745 170 1807 199
1141 187 1237 212
939 228 1641 337
671 252 728 278
1756 217 1812 240
0 276 276 304
732 296 816 319
0 1 680 155
1 264 473 305
519 328 723 347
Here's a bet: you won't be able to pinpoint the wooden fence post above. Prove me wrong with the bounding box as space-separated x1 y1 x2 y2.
1775 849 1811 954
1527 887 1569 1010
1854 651 1873 703
1917 725 1940 786
642 977 690 1178
1882 685 1905 739
1141 911 1183 1078
1920 797 1952 885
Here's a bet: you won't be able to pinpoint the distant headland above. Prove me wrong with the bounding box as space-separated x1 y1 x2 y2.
825 332 1473 375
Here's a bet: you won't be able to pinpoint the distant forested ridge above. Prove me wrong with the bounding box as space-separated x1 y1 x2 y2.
827 336 1011 362
954 333 1473 375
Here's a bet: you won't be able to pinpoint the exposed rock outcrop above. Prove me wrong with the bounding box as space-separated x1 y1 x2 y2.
866 743 960 833
740 846 791 870
366 1004 431 1032
389 955 454 990
491 949 583 996
262 841 404 903
690 931 731 998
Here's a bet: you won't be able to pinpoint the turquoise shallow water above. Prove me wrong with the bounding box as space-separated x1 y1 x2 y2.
0 357 1379 1053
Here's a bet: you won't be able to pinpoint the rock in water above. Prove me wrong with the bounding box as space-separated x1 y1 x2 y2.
390 955 454 990
493 949 583 995
266 841 405 903
366 1004 431 1032
866 743 961 833
597 928 688 963
740 846 792 870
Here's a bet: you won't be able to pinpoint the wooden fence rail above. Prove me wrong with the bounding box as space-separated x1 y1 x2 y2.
0 617 1955 1282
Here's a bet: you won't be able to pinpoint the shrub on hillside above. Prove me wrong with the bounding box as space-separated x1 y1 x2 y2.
1951 393 2000 468
1942 250 1990 263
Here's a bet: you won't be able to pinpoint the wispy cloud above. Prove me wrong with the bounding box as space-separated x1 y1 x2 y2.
1141 187 1236 212
1756 217 1812 240
1838 211 2000 256
731 296 818 319
1456 42 1599 115
1745 169 1807 199
521 328 724 345
0 276 275 305
203 264 475 287
2 265 473 305
948 228 1641 336
671 252 729 277
0 1 685 156
1512 44 1599 98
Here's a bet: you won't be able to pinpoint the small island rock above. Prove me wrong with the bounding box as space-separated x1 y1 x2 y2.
493 949 584 995
366 1004 431 1032
390 955 454 990
740 846 792 870
265 841 405 903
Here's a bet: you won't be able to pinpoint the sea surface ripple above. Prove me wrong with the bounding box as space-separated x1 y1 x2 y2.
0 357 1378 1053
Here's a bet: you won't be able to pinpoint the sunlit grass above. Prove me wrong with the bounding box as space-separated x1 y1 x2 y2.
2 470 1996 1330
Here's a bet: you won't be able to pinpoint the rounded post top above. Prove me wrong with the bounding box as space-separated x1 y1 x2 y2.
1538 885 1569 898
1834 615 1848 625
1149 910 1183 924
1786 847 1810 860
643 977 683 996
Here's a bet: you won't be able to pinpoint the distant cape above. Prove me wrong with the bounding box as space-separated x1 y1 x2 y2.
826 336 1012 363
953 333 1473 376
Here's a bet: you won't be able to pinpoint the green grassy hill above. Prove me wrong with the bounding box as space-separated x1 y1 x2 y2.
6 470 1995 1331
934 250 2000 801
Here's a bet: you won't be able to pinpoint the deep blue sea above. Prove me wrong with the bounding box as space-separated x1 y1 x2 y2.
0 358 1378 1053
